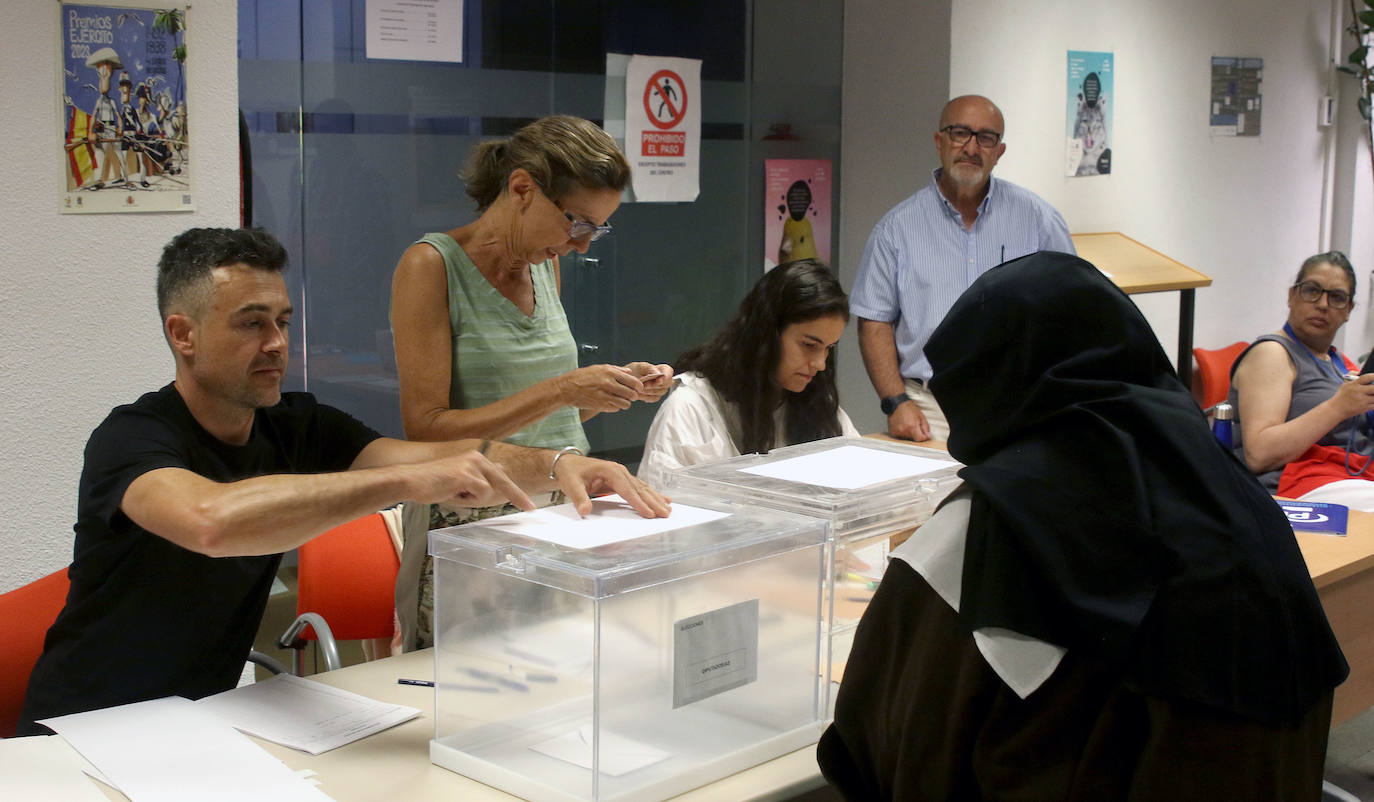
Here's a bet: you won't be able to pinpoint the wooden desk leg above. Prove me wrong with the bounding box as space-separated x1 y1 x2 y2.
1178 288 1196 392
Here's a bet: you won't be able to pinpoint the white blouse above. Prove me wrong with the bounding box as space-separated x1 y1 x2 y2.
638 371 860 485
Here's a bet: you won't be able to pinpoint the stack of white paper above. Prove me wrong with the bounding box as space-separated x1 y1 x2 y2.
40 696 333 801
478 494 731 549
198 673 420 754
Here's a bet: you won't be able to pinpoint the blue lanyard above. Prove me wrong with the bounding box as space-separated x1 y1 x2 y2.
1284 323 1374 475
1282 323 1347 380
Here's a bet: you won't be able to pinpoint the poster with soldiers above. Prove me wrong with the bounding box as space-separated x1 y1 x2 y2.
59 3 191 213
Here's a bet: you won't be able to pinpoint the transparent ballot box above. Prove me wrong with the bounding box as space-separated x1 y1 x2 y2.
427 493 828 802
666 436 962 711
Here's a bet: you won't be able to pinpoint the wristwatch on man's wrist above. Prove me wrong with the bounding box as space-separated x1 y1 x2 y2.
880 393 912 416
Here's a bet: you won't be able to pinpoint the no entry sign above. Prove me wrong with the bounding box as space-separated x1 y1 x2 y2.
624 55 701 202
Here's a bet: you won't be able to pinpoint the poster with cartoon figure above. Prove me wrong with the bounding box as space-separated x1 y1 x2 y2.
1065 51 1112 177
764 159 831 273
59 2 191 213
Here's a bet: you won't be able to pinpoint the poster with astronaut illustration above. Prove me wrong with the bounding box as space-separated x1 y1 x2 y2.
59 2 192 213
1065 51 1112 177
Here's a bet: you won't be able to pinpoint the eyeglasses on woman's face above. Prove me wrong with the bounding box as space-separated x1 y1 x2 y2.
558 206 613 242
544 190 612 242
1293 280 1352 310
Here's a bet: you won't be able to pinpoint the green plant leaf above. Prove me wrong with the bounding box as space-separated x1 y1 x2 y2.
1361 9 1374 24
1351 45 1369 64
1360 96 1372 120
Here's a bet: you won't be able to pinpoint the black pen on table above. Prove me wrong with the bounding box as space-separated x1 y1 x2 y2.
397 677 434 687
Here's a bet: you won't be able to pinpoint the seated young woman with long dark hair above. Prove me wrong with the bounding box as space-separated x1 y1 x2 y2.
638 259 859 483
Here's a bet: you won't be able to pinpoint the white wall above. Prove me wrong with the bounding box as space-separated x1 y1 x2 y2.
0 2 240 593
948 0 1345 365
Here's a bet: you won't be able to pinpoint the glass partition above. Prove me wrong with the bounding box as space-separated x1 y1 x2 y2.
238 0 843 464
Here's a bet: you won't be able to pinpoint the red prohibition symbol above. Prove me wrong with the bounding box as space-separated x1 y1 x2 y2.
643 69 687 130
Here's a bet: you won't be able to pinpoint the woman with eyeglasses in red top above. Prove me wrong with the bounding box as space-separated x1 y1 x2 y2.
1229 250 1374 509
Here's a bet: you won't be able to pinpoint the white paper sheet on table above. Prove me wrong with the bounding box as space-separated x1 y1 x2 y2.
737 445 953 490
39 696 333 801
0 735 112 801
198 673 421 755
530 724 671 776
477 494 730 549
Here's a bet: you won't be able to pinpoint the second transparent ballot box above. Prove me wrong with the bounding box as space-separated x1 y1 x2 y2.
426 492 829 802
665 436 963 709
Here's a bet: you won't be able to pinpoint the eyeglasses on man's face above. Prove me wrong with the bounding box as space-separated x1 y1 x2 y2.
940 124 1002 149
1293 280 1352 309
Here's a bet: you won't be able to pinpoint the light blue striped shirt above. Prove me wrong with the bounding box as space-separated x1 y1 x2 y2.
850 170 1074 381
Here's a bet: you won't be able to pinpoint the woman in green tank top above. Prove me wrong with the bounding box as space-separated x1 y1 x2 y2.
389 116 673 649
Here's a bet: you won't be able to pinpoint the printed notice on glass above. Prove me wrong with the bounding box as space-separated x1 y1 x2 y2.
624 54 701 202
366 0 463 63
673 600 758 708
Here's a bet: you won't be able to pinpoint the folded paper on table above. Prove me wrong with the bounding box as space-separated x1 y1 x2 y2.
529 724 671 776
198 673 420 755
40 696 333 801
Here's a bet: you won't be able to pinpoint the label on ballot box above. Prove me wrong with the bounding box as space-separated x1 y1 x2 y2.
673 599 759 708
1277 499 1349 536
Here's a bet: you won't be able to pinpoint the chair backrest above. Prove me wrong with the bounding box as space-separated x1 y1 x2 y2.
295 513 399 642
1193 341 1249 410
0 568 70 737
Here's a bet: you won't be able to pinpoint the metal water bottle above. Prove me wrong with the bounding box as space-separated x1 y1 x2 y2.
1212 401 1235 450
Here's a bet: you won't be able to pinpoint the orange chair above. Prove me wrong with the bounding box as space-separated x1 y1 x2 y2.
1193 341 1248 410
278 513 399 674
0 568 70 737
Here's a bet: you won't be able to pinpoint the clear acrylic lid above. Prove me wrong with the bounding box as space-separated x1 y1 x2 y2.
428 492 827 598
666 436 963 539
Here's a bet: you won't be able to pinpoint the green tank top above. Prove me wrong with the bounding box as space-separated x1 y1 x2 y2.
415 233 589 453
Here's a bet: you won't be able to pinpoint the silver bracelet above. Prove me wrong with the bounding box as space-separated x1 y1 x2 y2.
548 445 584 479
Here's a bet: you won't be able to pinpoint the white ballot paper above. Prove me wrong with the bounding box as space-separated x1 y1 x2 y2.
737 445 953 490
0 735 112 802
530 724 671 776
40 696 333 802
477 494 730 549
198 673 420 755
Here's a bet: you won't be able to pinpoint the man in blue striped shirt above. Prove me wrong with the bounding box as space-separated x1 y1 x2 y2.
851 95 1074 442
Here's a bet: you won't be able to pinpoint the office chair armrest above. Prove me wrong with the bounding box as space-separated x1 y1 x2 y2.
277 612 342 673
247 649 290 676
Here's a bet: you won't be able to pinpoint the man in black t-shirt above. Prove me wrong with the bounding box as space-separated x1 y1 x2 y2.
18 227 669 734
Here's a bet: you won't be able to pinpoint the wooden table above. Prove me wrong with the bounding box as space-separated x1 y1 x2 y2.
1296 507 1374 725
64 648 827 801
1071 232 1212 386
51 489 1374 798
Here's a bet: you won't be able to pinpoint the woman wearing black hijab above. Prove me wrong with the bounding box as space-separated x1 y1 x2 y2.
817 251 1347 801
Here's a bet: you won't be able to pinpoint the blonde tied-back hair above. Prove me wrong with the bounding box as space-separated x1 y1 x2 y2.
462 115 631 211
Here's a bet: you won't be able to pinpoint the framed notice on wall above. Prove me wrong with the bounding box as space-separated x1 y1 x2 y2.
1210 57 1262 137
59 2 192 214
